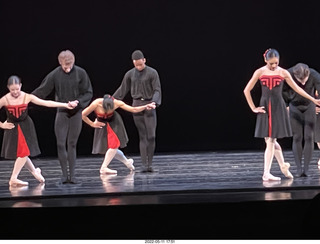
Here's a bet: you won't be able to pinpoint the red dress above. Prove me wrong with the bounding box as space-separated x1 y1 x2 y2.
1 94 40 159
91 110 129 154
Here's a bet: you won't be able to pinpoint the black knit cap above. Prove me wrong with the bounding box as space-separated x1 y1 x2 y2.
131 50 144 60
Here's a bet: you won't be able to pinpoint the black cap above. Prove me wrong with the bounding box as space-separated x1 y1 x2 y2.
131 50 144 60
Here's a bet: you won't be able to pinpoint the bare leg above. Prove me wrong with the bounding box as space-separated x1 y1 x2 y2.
9 157 28 186
24 157 45 183
100 148 118 174
274 141 293 179
114 149 135 171
263 138 281 181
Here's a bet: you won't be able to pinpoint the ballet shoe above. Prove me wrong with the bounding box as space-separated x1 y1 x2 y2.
32 168 45 183
125 159 135 171
9 179 29 187
262 173 281 181
100 167 117 174
280 162 294 179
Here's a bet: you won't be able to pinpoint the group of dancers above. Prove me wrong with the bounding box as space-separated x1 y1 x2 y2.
0 49 161 187
4 47 320 187
244 48 320 181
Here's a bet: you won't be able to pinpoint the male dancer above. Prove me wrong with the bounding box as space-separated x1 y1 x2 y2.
32 50 93 183
113 50 162 172
283 63 320 177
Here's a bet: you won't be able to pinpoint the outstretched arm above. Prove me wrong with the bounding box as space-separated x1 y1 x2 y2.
243 69 266 113
28 94 73 109
115 100 156 113
82 99 105 128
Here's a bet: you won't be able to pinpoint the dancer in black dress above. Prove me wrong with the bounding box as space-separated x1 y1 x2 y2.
282 63 320 177
82 94 156 174
113 50 161 172
0 75 73 186
32 50 93 184
244 49 320 181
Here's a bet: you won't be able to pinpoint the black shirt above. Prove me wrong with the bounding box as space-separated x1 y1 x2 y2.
32 65 93 111
113 65 162 106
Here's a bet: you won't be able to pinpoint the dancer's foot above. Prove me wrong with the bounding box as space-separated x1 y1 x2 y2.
9 179 29 187
100 167 117 174
125 159 135 171
280 162 293 179
262 173 281 181
32 168 45 183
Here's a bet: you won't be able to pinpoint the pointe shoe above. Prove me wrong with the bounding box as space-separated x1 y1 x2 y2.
262 173 281 181
280 162 294 179
32 168 45 183
9 179 29 187
125 159 135 171
100 167 117 174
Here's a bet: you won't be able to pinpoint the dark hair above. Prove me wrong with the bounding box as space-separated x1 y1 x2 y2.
263 48 280 61
103 94 114 111
7 75 21 86
292 63 310 80
131 50 144 60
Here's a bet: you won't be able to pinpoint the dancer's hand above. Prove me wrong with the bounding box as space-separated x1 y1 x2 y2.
146 102 156 110
316 107 320 114
1 120 15 129
253 106 266 113
314 99 320 107
92 118 105 128
68 100 79 108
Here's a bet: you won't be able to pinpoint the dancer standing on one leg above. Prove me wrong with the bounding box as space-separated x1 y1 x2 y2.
113 50 161 172
32 50 93 184
244 48 320 181
0 75 73 186
82 94 156 174
282 63 320 177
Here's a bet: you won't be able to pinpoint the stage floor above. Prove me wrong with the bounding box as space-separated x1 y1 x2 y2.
1 150 320 208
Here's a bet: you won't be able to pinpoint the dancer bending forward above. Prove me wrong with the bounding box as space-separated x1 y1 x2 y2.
0 75 73 186
244 49 320 181
82 94 156 174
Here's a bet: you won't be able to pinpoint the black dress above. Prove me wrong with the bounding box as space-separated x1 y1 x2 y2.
92 110 129 154
1 95 40 159
254 75 292 139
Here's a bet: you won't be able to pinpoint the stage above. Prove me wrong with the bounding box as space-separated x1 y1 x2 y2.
1 150 320 239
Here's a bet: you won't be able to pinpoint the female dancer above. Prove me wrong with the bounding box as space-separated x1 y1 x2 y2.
244 49 320 181
0 75 73 186
82 94 156 174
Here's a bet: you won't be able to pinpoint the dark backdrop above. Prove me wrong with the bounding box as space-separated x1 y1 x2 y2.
1 0 320 157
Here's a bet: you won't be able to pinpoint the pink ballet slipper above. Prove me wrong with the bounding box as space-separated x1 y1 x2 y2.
280 162 293 179
9 179 29 187
32 168 45 183
125 159 135 171
262 173 281 181
100 167 117 174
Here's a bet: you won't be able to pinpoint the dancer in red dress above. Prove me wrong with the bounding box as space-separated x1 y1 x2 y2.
0 75 73 186
82 94 156 174
244 49 320 181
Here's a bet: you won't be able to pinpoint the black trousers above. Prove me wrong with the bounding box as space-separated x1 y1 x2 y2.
54 109 82 179
132 99 157 168
289 104 316 174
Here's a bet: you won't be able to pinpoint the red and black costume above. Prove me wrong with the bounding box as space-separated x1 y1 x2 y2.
1 94 41 159
254 75 292 138
92 110 129 154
